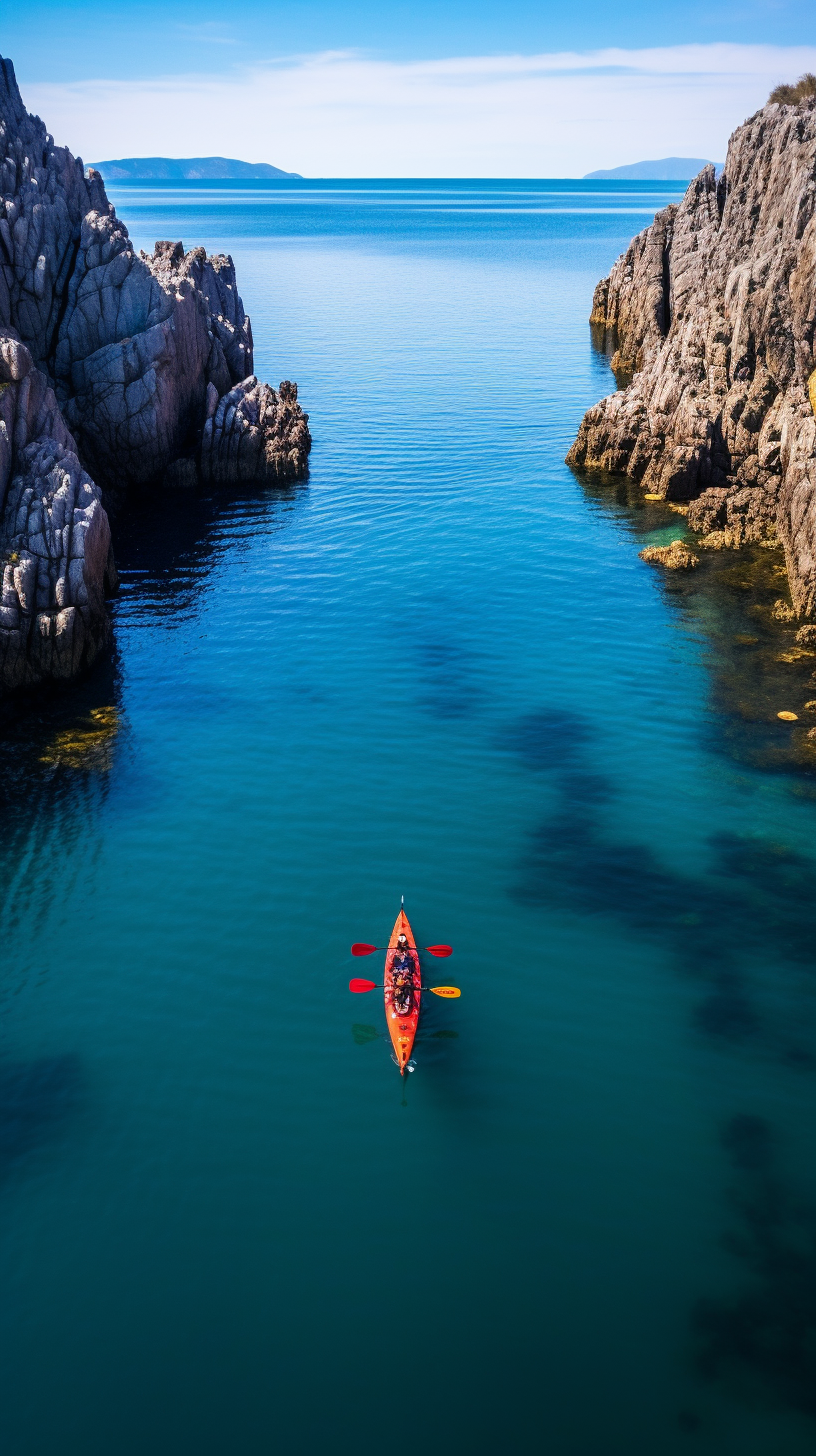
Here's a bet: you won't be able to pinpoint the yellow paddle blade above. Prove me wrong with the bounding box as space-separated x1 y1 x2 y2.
430 986 461 998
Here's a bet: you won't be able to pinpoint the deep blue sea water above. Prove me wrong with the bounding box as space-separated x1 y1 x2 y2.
1 181 814 1455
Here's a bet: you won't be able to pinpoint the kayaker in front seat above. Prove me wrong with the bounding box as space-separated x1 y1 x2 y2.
392 932 413 972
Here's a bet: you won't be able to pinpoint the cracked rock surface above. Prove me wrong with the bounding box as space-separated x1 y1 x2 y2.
568 96 816 616
0 53 310 692
0 331 114 688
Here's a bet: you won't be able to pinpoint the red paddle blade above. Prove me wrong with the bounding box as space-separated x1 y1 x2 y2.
349 978 378 993
351 943 377 956
426 945 453 957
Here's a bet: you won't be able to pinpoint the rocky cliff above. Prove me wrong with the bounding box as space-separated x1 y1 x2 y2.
568 95 816 616
0 55 310 693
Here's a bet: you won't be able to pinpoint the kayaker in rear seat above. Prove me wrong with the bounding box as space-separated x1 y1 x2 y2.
392 968 414 1016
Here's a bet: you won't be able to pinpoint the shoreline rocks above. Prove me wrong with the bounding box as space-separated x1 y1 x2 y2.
639 540 700 570
567 94 816 617
0 54 311 694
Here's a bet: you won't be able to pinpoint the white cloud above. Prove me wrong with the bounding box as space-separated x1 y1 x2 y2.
21 44 816 176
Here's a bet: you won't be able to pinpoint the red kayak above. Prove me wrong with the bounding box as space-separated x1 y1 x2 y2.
384 906 421 1075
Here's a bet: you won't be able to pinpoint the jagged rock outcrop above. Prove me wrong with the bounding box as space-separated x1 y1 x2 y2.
200 377 311 484
0 53 310 693
568 96 816 616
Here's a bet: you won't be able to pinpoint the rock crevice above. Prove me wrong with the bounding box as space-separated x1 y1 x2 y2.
568 96 816 615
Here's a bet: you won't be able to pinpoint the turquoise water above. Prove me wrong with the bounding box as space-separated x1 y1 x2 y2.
1 181 814 1455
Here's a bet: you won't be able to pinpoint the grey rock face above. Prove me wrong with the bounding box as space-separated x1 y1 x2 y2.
54 230 260 489
201 378 312 484
568 97 816 616
0 54 310 693
0 331 113 688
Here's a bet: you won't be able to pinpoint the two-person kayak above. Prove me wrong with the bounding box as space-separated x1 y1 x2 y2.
349 906 458 1074
384 907 422 1074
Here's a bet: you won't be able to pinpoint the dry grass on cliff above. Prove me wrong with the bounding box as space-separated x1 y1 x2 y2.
768 73 816 105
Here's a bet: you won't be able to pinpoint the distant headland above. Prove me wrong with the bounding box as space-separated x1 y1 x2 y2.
584 157 722 181
89 156 303 180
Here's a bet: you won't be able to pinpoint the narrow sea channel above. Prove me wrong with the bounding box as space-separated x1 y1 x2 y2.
1 180 814 1455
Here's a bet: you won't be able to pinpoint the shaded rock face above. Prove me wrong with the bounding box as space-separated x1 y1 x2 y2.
568 97 816 616
0 332 114 688
0 55 310 692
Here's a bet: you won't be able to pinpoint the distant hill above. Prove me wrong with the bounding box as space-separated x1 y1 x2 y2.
89 156 302 180
584 157 722 181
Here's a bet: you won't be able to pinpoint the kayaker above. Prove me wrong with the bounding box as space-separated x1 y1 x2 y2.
392 968 414 1016
392 934 413 972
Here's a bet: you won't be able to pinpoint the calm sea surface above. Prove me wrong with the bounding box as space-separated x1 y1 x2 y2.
1 180 814 1455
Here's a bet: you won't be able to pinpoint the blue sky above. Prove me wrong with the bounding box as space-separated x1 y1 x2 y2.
8 0 816 78
6 2 816 174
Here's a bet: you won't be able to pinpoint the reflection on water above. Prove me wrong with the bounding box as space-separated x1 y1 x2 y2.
112 479 308 625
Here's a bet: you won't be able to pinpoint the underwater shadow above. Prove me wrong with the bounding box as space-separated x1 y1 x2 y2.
0 1054 83 1184
412 632 486 721
503 705 816 1063
692 1114 816 1420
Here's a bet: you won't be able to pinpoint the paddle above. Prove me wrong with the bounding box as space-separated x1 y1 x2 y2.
349 979 461 996
351 943 453 957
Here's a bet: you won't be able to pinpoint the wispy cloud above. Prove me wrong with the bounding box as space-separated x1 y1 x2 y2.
23 44 816 176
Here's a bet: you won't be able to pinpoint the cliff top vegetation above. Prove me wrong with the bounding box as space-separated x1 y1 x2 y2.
768 73 816 105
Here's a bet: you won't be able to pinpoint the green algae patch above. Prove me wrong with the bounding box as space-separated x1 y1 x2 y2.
40 705 120 772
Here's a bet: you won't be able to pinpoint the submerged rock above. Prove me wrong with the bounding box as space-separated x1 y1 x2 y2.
0 54 310 693
568 92 816 616
639 540 699 569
